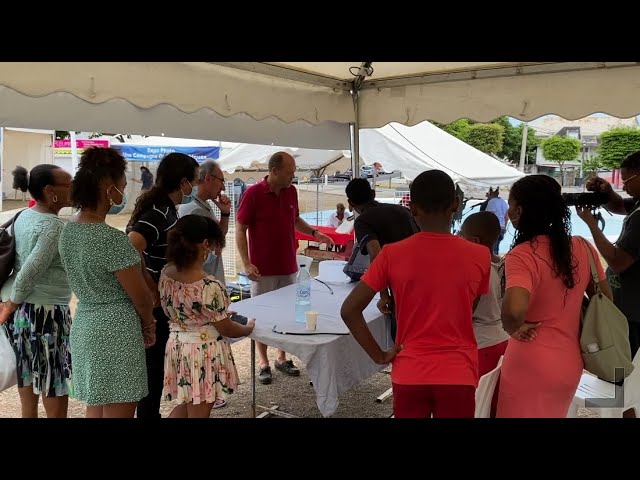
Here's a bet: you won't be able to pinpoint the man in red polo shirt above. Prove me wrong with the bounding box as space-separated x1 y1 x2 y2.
236 151 334 384
340 170 491 418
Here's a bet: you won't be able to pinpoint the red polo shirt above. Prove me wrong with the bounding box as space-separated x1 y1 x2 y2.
236 177 300 276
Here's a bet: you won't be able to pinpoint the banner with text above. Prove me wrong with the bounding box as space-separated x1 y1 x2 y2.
113 145 220 162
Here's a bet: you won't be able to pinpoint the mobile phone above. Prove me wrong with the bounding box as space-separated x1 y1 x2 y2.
230 313 248 325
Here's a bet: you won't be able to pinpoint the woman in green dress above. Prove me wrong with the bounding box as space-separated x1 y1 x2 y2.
59 147 156 418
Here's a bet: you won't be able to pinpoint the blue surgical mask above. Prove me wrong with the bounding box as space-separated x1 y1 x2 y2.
181 181 197 205
108 187 127 215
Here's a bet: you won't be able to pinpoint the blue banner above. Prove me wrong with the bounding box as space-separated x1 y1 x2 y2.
112 145 220 162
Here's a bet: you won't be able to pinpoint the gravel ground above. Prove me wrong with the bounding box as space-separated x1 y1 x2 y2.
0 337 598 418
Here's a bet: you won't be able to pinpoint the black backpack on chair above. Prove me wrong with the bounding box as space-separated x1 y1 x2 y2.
0 209 25 288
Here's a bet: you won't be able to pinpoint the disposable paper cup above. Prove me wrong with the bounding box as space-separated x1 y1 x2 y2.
305 311 318 330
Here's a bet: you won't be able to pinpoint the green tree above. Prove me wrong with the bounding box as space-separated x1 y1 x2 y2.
433 118 474 141
597 127 640 169
582 155 603 178
493 117 539 164
465 123 505 155
541 135 582 183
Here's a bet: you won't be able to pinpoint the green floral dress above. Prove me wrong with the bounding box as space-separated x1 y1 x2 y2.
58 222 148 405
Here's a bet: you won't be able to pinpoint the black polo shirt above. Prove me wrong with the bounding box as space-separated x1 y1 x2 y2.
354 201 419 249
127 194 178 283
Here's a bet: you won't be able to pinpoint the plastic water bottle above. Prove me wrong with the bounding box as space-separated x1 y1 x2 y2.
295 264 311 323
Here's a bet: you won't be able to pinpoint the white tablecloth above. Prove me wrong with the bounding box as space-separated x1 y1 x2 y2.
231 281 391 417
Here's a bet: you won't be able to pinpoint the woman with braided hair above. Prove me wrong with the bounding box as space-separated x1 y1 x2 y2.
497 174 612 417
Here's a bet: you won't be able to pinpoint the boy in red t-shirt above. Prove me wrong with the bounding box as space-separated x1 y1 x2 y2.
341 170 491 418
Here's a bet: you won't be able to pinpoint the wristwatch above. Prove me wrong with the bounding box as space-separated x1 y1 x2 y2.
221 212 231 218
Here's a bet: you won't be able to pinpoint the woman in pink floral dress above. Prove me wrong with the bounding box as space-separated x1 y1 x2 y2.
160 215 255 418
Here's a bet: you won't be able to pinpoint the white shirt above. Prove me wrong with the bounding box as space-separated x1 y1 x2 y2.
473 258 510 349
328 212 345 228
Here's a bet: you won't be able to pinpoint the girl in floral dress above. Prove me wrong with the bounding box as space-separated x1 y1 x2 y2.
160 215 255 418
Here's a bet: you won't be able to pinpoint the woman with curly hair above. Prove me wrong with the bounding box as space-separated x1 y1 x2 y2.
58 147 155 418
497 175 612 417
126 152 200 418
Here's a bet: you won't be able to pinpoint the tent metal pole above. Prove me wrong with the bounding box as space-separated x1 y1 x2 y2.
350 91 360 178
349 62 372 181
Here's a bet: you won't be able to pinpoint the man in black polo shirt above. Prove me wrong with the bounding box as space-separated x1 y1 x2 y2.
579 151 640 359
345 178 419 340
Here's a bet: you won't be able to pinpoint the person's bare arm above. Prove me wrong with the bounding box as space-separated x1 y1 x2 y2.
212 194 231 237
295 217 335 247
341 282 401 364
128 231 159 306
114 265 156 346
577 208 638 275
235 222 259 280
366 239 382 262
501 287 540 342
214 317 255 338
365 240 392 314
586 177 627 215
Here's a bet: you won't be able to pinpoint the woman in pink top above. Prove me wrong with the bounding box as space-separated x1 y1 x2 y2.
497 175 612 418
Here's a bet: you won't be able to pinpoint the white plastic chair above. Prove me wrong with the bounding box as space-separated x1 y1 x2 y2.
567 351 640 418
296 254 313 272
475 355 504 418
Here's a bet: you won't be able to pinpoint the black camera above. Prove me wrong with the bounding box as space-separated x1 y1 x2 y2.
562 191 610 208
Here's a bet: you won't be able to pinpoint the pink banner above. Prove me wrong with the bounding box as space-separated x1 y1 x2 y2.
53 139 110 149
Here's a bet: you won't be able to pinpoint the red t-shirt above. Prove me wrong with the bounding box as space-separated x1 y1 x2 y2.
236 177 299 276
361 232 491 387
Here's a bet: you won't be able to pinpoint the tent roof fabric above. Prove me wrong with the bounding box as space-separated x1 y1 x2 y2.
358 121 525 187
218 144 344 173
1 62 639 149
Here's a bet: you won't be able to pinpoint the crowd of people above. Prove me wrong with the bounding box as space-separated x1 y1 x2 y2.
1 146 639 418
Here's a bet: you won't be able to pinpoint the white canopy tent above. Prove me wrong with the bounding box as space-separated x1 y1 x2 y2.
218 143 345 174
358 121 525 187
1 62 639 173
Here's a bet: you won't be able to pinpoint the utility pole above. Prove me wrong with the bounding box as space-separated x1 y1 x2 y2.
518 122 529 171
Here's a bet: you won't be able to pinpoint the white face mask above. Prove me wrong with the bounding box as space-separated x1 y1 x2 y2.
108 187 127 214
181 181 197 205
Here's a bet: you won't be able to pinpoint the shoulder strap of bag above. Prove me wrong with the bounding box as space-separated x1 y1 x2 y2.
577 236 601 294
0 208 25 233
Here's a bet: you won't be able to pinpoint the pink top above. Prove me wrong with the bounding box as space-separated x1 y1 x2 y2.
497 236 606 418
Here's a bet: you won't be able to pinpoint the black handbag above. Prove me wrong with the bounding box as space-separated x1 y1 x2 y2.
343 234 370 282
0 209 25 288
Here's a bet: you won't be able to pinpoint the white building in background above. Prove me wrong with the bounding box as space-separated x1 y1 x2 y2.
528 114 640 185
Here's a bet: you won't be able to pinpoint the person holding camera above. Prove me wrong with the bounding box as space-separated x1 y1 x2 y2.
578 151 640 358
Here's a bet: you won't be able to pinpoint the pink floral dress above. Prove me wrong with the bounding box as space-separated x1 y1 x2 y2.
159 273 239 405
